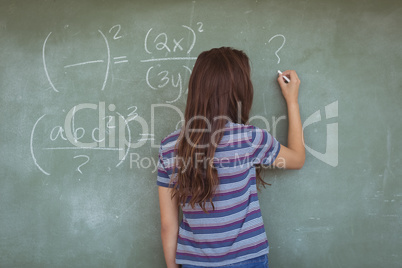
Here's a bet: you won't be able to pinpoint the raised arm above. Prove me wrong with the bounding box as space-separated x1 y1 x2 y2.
273 70 305 169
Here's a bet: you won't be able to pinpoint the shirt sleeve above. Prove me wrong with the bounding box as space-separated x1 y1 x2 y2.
249 126 281 166
156 145 174 188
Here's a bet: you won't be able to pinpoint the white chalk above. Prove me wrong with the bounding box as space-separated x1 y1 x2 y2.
278 70 290 83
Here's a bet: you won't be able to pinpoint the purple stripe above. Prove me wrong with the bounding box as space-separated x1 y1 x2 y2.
215 177 255 197
219 169 250 180
179 224 265 245
158 166 168 173
161 132 180 144
183 218 244 230
176 240 267 259
182 209 261 231
212 153 252 164
183 193 258 215
218 138 251 148
163 147 177 156
239 222 264 237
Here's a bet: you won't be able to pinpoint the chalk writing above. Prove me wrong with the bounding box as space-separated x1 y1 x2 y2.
114 56 128 64
42 25 128 93
141 23 203 103
109 24 123 40
268 34 286 64
30 103 149 175
42 32 58 92
34 23 205 175
74 155 90 174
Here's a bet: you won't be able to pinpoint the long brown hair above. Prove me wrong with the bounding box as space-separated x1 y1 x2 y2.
173 47 266 212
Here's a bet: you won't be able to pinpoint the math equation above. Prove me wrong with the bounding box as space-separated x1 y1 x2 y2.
33 23 204 175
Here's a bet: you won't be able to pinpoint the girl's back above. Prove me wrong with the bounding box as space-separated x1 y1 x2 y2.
158 121 280 266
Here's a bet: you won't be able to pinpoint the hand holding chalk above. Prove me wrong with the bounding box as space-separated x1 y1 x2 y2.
277 70 301 104
278 70 290 83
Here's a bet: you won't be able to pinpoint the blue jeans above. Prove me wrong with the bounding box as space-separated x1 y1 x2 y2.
181 255 268 268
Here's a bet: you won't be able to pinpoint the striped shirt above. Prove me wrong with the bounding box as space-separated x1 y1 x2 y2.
157 122 281 267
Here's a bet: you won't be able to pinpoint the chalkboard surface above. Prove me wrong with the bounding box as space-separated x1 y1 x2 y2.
1 0 401 267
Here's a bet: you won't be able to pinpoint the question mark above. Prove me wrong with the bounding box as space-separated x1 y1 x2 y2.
74 155 90 174
268 34 286 64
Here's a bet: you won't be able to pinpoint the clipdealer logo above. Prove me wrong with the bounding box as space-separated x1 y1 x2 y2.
31 101 339 175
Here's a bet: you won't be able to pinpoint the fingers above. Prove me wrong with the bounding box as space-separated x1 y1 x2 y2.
281 70 300 84
277 73 287 87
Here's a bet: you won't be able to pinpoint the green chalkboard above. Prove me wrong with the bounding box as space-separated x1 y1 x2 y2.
1 0 401 267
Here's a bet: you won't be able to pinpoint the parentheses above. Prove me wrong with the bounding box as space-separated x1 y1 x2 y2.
175 119 185 130
144 28 153 54
98 30 110 91
115 112 130 167
30 114 50 175
183 65 192 73
43 32 59 93
183 65 192 94
182 25 196 54
146 66 157 90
